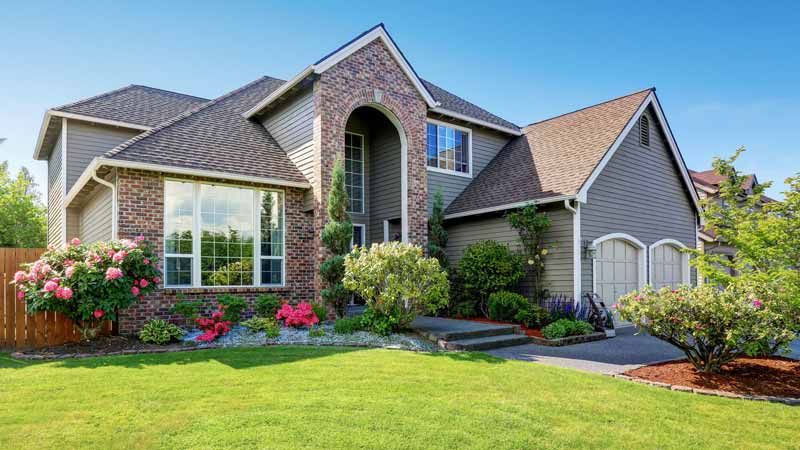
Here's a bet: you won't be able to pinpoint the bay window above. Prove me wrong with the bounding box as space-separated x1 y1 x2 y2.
426 121 471 176
164 180 285 287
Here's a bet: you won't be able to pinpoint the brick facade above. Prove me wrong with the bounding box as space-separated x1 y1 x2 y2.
312 38 429 299
116 168 315 333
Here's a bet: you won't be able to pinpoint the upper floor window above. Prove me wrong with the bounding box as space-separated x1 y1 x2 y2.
639 115 650 147
427 122 470 176
164 180 285 288
345 132 364 213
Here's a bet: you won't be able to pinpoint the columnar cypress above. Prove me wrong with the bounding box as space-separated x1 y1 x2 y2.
320 158 354 317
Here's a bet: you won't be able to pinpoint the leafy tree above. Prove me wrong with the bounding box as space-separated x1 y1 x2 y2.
427 188 448 267
506 203 550 302
0 162 47 247
320 158 353 317
458 240 525 317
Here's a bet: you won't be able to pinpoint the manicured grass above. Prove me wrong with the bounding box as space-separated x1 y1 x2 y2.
0 347 797 449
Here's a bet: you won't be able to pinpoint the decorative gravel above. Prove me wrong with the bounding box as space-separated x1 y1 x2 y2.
182 323 437 352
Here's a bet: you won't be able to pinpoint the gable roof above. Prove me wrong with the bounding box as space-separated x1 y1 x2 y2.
33 85 209 160
445 88 700 218
96 76 308 188
423 80 519 133
690 169 756 192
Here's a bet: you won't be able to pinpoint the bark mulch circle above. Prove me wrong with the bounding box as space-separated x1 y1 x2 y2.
624 356 800 399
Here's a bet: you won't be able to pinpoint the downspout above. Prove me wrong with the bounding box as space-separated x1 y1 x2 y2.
91 167 117 240
564 199 582 309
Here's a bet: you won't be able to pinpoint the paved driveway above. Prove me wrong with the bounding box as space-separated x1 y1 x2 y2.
488 327 800 375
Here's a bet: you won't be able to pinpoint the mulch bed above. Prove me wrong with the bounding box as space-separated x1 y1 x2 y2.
625 357 800 399
464 317 544 338
12 335 196 359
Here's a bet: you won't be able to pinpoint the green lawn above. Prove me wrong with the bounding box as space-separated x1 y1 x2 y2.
1 347 797 449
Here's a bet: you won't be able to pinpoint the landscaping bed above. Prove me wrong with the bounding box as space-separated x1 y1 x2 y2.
465 317 605 345
11 335 196 359
623 356 800 401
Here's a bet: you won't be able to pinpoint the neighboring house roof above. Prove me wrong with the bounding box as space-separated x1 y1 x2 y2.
689 169 774 203
422 80 519 132
446 89 654 217
98 76 309 187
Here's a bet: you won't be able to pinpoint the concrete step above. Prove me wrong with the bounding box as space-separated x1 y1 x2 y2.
411 316 519 342
442 334 532 351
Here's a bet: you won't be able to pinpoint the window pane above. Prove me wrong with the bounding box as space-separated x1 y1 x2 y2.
261 258 283 285
166 257 192 286
344 132 364 213
200 184 254 286
427 124 437 167
427 123 470 174
164 181 193 286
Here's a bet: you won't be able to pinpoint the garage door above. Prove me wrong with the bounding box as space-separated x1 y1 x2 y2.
595 239 640 326
651 244 683 290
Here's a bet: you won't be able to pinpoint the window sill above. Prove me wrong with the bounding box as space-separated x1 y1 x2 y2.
426 166 472 179
162 285 289 295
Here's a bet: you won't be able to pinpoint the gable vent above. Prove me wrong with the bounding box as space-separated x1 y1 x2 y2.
639 115 650 147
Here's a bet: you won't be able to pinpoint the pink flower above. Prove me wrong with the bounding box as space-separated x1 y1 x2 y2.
44 280 59 292
105 267 123 281
64 259 75 267
131 286 140 296
17 291 25 300
13 270 26 284
635 295 643 301
153 277 161 284
70 237 81 246
107 250 115 257
55 286 73 300
41 264 51 275
752 299 763 309
93 309 104 319
135 235 145 242
139 278 149 288
143 258 150 265
65 266 75 278
112 250 127 263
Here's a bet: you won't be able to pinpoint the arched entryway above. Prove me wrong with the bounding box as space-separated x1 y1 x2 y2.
343 104 408 245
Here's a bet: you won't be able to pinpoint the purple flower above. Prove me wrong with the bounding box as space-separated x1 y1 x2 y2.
752 299 763 309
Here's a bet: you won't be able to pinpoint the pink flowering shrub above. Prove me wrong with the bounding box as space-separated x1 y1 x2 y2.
618 282 799 372
11 236 161 340
195 304 232 342
275 302 319 328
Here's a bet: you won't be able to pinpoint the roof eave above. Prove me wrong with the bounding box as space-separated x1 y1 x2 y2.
443 194 576 220
429 107 521 136
32 111 53 160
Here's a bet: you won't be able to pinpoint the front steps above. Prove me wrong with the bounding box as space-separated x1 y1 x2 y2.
411 316 531 351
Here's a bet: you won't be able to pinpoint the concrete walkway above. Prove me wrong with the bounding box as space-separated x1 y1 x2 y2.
488 327 800 375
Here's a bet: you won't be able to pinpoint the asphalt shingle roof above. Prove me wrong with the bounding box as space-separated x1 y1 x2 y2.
54 85 209 127
422 80 519 131
104 76 309 185
446 88 652 216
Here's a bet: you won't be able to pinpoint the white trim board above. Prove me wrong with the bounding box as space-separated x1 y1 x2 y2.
575 92 701 215
443 195 576 220
244 25 438 118
429 107 522 136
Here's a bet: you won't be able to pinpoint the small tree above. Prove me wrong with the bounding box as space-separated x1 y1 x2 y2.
506 203 550 302
0 162 47 248
427 188 448 268
343 242 449 332
458 240 525 317
320 158 354 318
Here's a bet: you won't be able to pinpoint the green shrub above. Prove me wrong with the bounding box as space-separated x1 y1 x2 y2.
542 319 594 340
619 283 799 372
312 304 328 323
333 316 365 334
170 297 200 328
359 307 400 336
217 294 246 323
254 294 282 318
138 319 184 345
514 304 551 328
343 242 449 333
458 241 524 316
242 317 280 338
309 325 326 337
487 291 528 322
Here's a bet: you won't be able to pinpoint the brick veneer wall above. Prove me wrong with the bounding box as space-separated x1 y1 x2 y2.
116 168 315 334
312 38 430 299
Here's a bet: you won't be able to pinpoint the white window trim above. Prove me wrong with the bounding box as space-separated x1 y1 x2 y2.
163 178 286 289
351 223 366 249
591 233 647 294
648 238 690 286
344 131 365 214
425 118 473 178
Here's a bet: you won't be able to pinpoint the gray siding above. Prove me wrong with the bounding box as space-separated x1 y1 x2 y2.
580 107 697 294
369 120 401 243
261 88 315 186
445 204 574 298
65 120 139 192
427 124 510 212
47 133 64 246
78 184 113 244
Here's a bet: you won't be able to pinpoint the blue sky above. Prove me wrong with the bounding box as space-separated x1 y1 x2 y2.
1 0 797 198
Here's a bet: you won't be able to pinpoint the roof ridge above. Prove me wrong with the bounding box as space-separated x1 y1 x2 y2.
128 84 210 101
523 87 654 130
52 84 138 112
105 76 280 159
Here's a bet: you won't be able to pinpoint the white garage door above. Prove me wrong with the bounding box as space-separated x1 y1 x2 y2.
595 239 640 328
652 244 684 290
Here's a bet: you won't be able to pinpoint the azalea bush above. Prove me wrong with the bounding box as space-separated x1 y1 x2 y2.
11 237 161 340
343 242 449 333
618 283 799 372
195 304 232 342
275 302 320 328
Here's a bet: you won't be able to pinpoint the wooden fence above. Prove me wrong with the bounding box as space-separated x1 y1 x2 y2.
0 247 106 350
